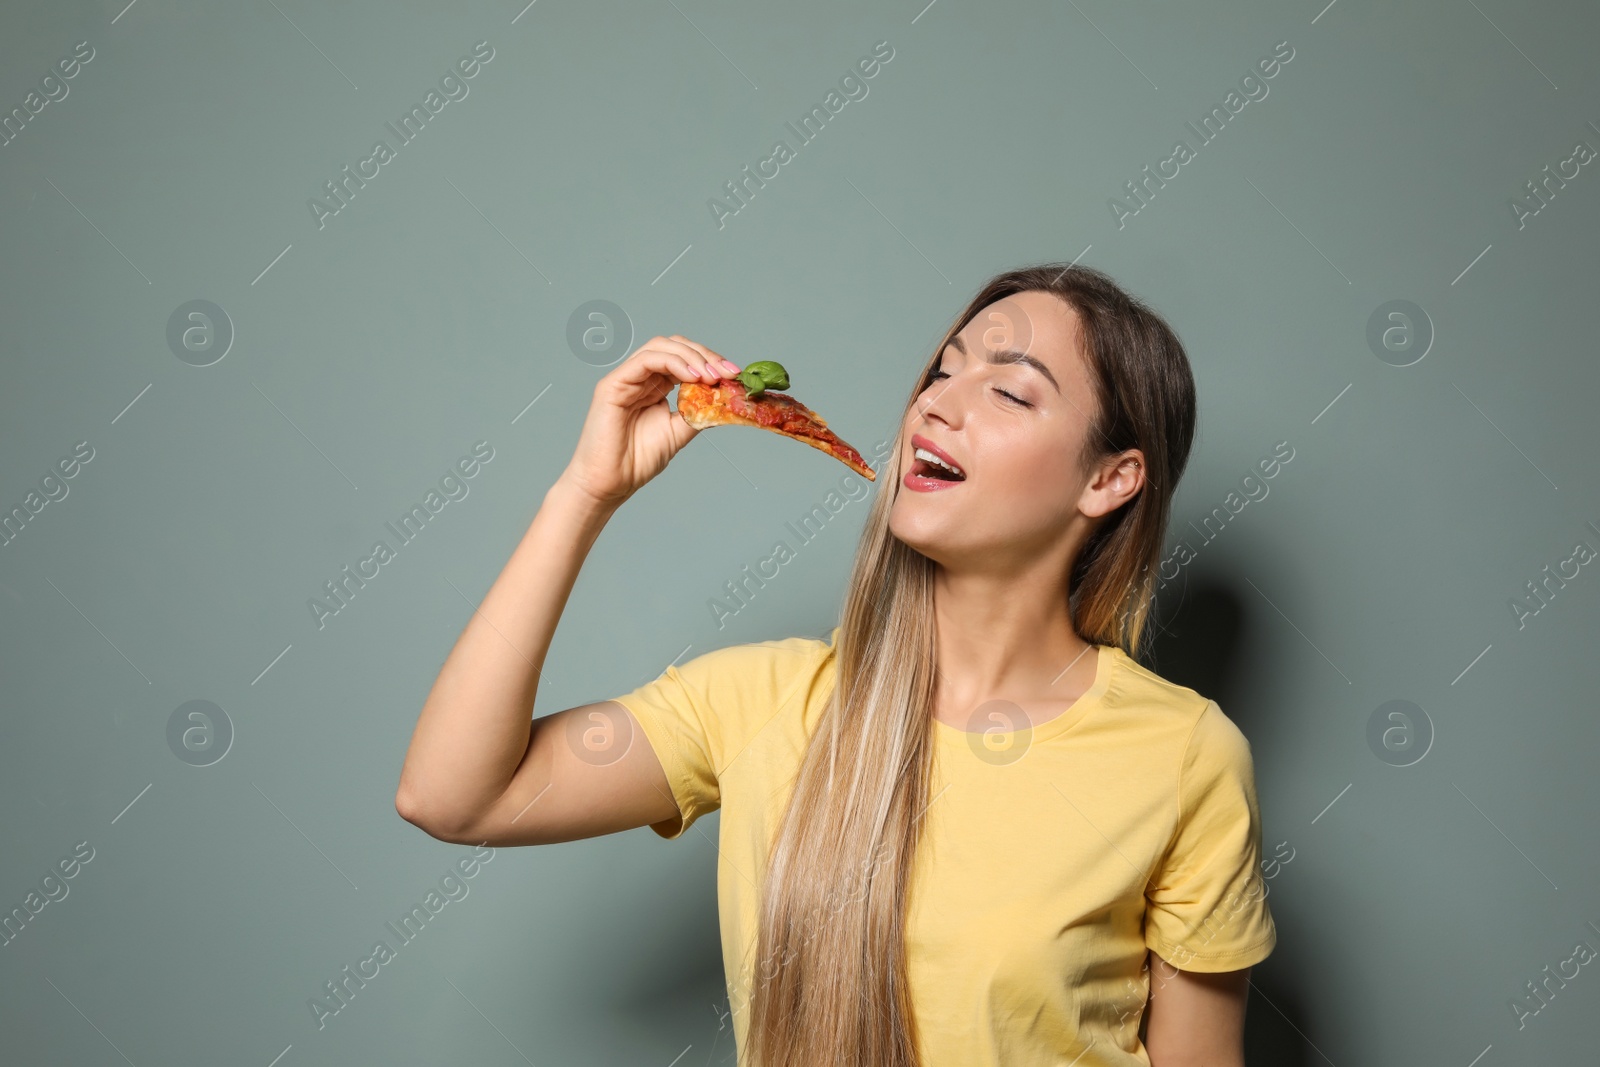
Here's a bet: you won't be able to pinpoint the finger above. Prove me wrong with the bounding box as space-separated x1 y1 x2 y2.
667 405 700 448
645 336 719 382
634 371 678 410
612 339 710 389
668 335 741 377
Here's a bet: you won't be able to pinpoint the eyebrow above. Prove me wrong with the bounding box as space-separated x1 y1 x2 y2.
948 335 1060 393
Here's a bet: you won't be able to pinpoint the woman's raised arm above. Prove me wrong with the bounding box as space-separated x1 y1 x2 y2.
394 336 742 845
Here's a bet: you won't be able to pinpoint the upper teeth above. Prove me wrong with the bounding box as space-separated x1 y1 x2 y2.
915 447 962 476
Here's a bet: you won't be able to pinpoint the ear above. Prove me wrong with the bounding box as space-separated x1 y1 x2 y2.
1083 450 1145 518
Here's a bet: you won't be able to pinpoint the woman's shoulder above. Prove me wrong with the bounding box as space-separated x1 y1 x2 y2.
683 625 838 670
657 626 839 712
1100 645 1212 721
1100 646 1257 774
609 627 838 779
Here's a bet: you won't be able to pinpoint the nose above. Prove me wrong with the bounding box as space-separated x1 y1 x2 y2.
913 370 967 430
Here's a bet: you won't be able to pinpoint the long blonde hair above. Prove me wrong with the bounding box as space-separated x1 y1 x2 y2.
742 263 1198 1066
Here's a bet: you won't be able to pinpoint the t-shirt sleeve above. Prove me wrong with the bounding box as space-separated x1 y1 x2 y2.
605 636 826 841
1143 699 1277 972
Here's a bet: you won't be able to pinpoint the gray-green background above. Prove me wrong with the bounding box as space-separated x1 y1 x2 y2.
3 0 1597 1063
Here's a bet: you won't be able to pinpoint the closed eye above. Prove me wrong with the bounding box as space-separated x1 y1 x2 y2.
927 369 1032 408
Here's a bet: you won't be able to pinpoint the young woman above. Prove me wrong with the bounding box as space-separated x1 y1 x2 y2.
396 263 1277 1067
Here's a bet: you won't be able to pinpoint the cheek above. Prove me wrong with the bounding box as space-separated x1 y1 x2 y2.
994 421 1074 474
979 434 1081 507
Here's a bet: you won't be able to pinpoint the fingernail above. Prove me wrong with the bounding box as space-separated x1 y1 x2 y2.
720 360 739 373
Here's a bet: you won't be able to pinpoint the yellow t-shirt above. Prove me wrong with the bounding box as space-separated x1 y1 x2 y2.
609 626 1276 1066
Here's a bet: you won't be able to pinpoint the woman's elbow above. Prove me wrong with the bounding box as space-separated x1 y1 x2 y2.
394 787 469 843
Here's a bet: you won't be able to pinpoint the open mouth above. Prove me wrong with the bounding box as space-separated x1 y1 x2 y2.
910 447 965 482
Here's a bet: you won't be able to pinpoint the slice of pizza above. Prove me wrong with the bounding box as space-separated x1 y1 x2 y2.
677 375 876 481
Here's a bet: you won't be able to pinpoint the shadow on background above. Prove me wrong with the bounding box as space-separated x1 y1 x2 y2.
1146 578 1312 1065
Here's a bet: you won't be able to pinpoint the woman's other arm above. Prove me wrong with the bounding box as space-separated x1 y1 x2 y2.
1142 950 1251 1067
394 336 741 846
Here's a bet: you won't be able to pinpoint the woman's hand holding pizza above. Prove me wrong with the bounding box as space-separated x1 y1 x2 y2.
560 335 741 509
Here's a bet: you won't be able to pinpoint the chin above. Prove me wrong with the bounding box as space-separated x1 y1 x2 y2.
888 505 952 562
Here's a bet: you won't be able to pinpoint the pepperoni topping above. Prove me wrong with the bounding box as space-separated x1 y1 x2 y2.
718 379 869 471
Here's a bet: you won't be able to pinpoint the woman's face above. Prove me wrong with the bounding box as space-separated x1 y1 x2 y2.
888 290 1126 572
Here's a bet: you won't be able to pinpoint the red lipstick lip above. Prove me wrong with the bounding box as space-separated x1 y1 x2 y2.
910 434 963 477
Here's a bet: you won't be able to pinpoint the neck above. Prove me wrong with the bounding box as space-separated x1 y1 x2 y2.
929 561 1097 709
